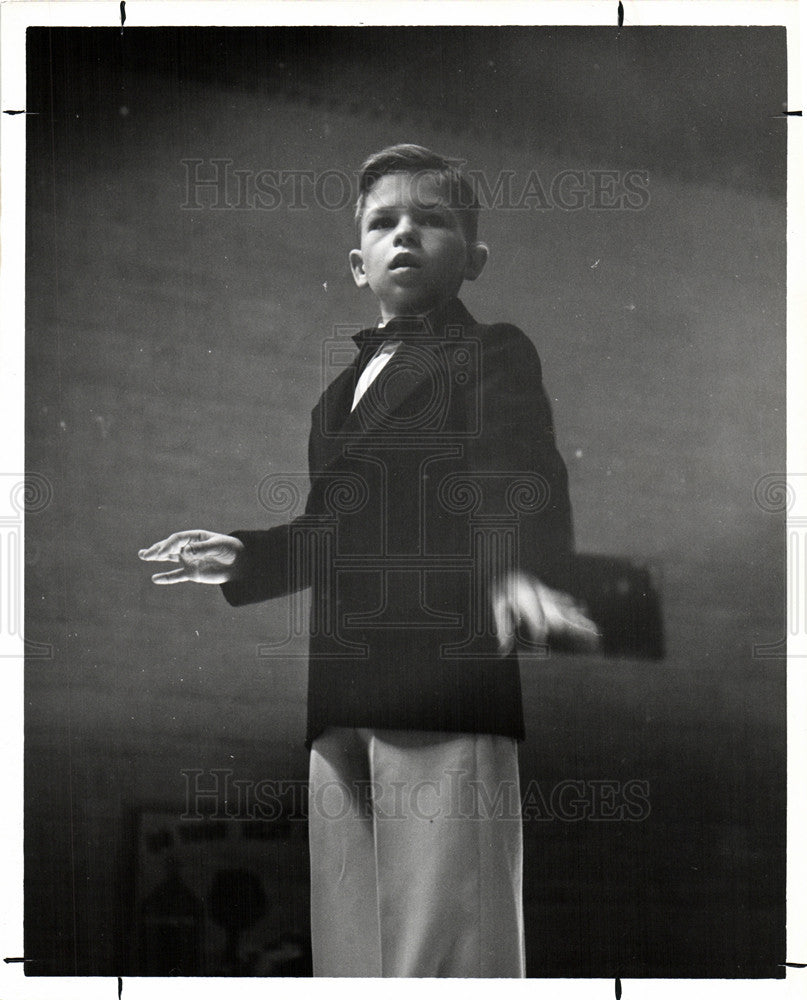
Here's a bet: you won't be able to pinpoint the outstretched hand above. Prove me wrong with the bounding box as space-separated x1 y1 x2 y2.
138 530 245 585
491 571 601 656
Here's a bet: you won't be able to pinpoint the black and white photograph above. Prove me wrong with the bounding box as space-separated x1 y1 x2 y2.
3 2 800 994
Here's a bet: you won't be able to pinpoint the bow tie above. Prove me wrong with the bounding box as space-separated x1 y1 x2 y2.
351 315 434 348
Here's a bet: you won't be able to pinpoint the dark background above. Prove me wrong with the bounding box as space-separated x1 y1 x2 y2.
25 26 786 977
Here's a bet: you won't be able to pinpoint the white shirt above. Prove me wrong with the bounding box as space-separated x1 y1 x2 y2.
351 339 403 411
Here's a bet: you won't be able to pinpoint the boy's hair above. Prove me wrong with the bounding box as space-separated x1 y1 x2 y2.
354 143 480 243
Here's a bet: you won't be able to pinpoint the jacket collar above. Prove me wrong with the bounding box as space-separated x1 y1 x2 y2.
312 297 477 456
351 297 476 348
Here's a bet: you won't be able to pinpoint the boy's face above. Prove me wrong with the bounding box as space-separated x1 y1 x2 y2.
349 171 487 322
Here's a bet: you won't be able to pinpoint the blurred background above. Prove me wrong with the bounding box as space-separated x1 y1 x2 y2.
25 26 786 977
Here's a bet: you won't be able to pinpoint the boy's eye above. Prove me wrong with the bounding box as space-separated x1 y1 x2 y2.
368 216 394 230
419 209 449 226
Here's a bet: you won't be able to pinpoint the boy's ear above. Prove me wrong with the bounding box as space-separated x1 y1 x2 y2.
464 242 489 282
349 249 368 288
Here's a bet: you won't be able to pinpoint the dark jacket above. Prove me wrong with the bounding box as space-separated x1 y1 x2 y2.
222 297 574 746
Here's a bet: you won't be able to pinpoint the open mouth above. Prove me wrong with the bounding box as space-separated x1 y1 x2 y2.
390 253 420 269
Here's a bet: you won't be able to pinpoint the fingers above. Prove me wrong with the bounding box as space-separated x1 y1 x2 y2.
151 567 193 585
512 579 547 646
138 530 212 562
491 573 548 656
537 582 601 651
140 531 242 586
491 586 516 656
491 573 603 656
563 611 602 651
138 532 188 562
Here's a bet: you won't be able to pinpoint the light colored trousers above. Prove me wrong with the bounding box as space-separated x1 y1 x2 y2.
308 726 526 977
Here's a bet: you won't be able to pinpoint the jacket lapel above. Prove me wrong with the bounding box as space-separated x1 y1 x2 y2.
316 361 359 438
312 298 477 474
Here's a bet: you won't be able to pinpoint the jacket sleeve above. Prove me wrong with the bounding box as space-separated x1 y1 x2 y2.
468 323 575 593
219 524 300 607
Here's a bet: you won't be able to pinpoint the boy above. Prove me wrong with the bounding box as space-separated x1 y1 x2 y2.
139 144 598 977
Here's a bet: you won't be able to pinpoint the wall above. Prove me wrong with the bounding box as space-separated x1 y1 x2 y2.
24 26 786 976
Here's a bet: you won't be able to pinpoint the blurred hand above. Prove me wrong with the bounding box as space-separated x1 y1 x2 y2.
138 530 245 585
491 571 601 656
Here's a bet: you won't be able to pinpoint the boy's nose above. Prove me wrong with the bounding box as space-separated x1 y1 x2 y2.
392 216 419 246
